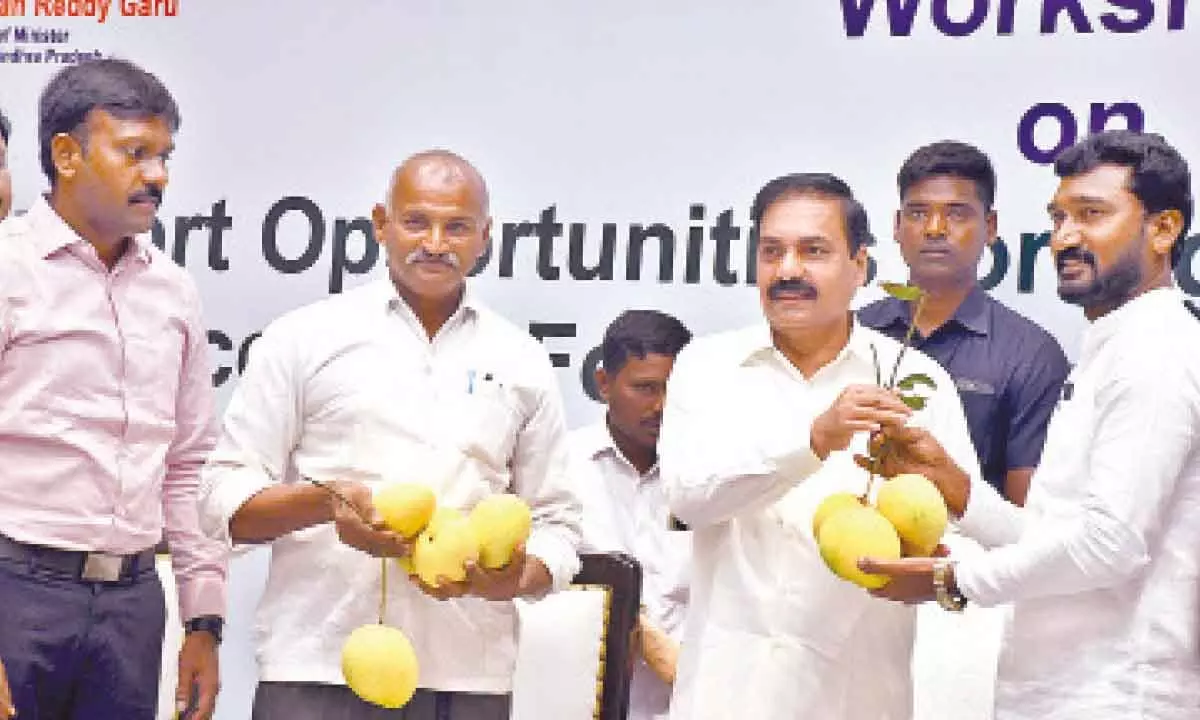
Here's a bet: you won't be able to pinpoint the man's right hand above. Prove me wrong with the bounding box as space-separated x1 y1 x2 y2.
327 481 412 558
810 385 912 459
0 657 15 718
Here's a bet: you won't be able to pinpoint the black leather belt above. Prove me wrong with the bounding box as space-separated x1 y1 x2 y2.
0 534 156 583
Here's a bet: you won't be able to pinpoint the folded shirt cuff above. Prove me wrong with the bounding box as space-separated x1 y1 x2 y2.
525 526 581 593
177 573 228 621
200 466 274 546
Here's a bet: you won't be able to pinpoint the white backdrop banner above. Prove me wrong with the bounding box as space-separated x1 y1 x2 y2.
1 1 1197 717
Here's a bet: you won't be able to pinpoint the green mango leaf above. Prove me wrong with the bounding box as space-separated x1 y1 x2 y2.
881 282 924 302
899 393 927 411
896 372 937 391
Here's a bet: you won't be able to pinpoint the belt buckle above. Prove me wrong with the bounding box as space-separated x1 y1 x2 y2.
81 552 124 582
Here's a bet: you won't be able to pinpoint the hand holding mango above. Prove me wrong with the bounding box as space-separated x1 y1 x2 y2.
813 473 948 590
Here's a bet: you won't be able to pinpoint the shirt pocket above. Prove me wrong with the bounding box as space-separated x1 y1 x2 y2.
441 385 524 476
954 377 998 453
124 327 184 425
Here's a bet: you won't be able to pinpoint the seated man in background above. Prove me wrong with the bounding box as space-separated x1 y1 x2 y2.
570 309 693 720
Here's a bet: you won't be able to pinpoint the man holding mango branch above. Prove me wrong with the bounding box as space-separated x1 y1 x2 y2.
657 172 992 719
859 130 1200 719
199 150 582 719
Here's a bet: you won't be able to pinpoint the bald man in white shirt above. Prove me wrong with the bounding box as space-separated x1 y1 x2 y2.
658 172 989 719
199 150 582 720
861 130 1200 720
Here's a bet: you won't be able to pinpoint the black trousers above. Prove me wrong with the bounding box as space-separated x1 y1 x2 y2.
0 553 167 720
253 682 513 720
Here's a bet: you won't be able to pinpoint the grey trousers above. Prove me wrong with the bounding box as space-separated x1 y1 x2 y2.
251 682 512 720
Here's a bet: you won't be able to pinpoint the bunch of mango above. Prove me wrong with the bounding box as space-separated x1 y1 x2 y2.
813 473 948 589
341 483 533 709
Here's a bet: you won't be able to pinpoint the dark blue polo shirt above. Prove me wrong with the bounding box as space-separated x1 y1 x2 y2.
857 287 1070 496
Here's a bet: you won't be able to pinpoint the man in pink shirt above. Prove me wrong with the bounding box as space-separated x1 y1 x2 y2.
0 58 227 720
0 107 11 221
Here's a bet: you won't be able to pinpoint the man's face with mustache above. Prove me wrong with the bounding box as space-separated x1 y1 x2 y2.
756 192 867 335
372 158 490 304
596 352 676 454
59 109 171 240
1048 164 1171 319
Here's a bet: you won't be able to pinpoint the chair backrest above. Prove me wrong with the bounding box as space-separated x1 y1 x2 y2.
572 552 643 720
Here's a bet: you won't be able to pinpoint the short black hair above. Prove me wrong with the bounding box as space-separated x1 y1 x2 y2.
0 108 10 145
1055 129 1193 268
750 173 875 254
898 140 996 210
38 57 180 182
601 310 693 377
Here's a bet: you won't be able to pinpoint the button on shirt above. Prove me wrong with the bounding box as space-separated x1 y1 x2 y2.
199 279 582 693
658 321 987 720
569 421 690 720
859 287 1070 495
0 197 226 620
954 287 1200 719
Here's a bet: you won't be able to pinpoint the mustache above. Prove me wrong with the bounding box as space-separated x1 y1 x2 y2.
129 187 162 207
1056 246 1097 272
768 278 819 300
405 248 461 268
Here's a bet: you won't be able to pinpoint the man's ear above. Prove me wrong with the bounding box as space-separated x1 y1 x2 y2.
1149 208 1185 261
595 366 611 404
371 204 389 248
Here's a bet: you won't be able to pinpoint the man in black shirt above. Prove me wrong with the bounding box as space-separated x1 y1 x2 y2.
858 140 1069 505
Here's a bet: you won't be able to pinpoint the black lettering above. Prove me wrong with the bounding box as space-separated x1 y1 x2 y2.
262 196 325 274
746 226 759 285
329 216 379 294
238 332 263 375
207 329 234 387
533 206 563 280
206 200 233 271
581 344 604 403
172 214 208 267
1174 234 1200 295
498 220 535 278
685 205 704 284
627 224 675 282
568 223 616 280
528 322 575 368
979 237 1011 291
711 209 741 286
1017 231 1051 293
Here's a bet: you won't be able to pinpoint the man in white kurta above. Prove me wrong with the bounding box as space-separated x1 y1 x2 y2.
862 130 1200 719
199 151 581 719
659 173 988 719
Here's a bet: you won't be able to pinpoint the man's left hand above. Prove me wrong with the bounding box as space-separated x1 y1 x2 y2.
175 630 220 719
411 545 552 602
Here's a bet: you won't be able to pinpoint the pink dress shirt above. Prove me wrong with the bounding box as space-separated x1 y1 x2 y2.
0 196 226 620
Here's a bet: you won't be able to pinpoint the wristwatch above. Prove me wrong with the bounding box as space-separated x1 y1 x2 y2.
184 615 225 644
932 559 968 613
